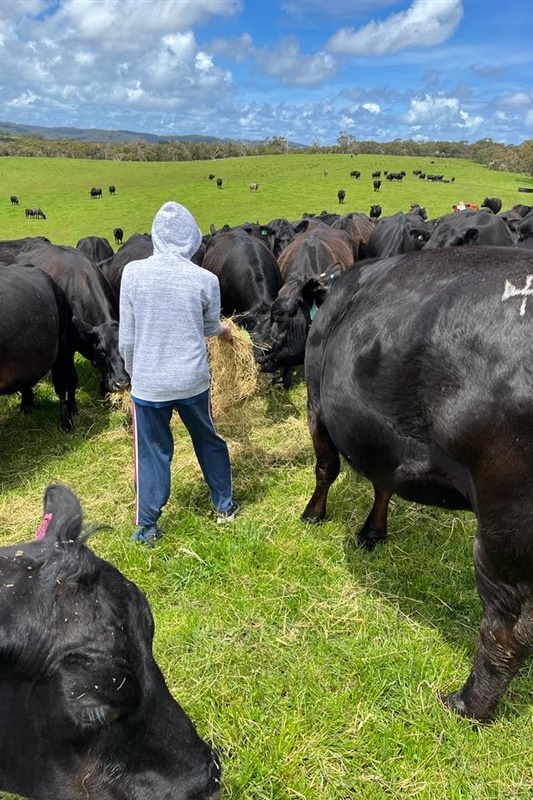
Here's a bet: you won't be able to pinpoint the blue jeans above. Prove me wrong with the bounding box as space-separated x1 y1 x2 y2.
132 390 233 527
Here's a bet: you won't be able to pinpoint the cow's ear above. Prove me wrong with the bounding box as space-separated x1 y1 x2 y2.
294 219 311 234
301 277 328 308
72 316 97 344
37 483 83 543
464 228 479 244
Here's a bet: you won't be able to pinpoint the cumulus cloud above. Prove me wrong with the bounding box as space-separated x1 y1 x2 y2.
403 94 482 133
326 0 463 56
255 37 337 88
501 92 532 108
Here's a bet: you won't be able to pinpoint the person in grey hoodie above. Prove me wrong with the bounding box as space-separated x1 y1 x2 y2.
119 201 240 545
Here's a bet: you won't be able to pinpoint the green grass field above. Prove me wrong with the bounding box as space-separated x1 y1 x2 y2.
1 154 533 800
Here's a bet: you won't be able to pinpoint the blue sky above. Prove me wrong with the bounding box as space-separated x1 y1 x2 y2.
0 0 531 145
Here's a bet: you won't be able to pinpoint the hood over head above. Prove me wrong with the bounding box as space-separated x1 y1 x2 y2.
151 201 202 260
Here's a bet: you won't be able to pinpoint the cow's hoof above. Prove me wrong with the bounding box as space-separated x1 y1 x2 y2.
440 691 486 723
357 528 386 551
301 509 324 524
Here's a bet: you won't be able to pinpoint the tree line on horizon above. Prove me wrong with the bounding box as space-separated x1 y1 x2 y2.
0 128 531 175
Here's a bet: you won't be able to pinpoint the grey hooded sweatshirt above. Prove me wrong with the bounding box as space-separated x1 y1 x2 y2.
119 201 223 402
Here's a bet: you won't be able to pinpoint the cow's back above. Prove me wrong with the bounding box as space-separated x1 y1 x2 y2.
307 246 533 507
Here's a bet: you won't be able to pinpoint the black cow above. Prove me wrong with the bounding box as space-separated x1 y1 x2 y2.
301 245 533 722
76 236 114 264
0 236 51 263
408 203 428 220
10 195 19 205
25 207 34 218
0 482 222 800
332 212 375 261
108 184 116 194
350 170 361 179
263 217 305 258
14 243 129 394
201 229 282 331
89 187 102 199
252 223 355 384
371 171 381 179
337 190 346 204
373 180 381 192
369 205 382 220
113 227 124 245
100 233 153 300
0 264 76 431
425 210 515 249
366 211 431 258
216 178 223 188
209 173 215 180
481 197 502 214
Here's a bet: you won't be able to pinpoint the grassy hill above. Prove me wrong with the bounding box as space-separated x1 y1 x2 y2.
1 154 533 800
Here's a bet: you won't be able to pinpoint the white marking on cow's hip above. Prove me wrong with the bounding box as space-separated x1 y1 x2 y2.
502 275 533 316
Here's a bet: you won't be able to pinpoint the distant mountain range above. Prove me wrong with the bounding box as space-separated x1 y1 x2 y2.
0 120 306 148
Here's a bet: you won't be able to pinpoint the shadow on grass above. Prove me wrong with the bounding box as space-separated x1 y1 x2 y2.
0 358 119 493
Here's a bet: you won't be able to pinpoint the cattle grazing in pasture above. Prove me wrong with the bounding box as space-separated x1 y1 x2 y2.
25 207 46 219
301 245 533 722
76 236 114 264
209 173 215 180
337 189 346 204
100 232 153 300
252 222 355 385
369 205 382 220
89 187 103 199
10 195 19 205
350 170 361 179
216 178 223 188
113 226 124 245
108 184 116 194
249 183 259 192
373 179 381 192
0 264 76 431
201 229 282 330
386 171 406 181
0 482 222 800
366 211 431 258
425 210 515 249
481 196 502 214
13 242 129 394
371 171 381 179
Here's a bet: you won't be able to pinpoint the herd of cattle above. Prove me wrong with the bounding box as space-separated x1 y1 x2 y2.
3 194 533 796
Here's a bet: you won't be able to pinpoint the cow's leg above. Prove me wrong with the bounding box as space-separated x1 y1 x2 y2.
51 354 78 432
20 387 34 414
442 532 533 721
358 487 392 550
301 403 340 523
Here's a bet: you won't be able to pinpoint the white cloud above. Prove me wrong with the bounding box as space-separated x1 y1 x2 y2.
501 91 532 108
255 37 337 88
525 109 533 129
362 103 381 114
326 0 463 56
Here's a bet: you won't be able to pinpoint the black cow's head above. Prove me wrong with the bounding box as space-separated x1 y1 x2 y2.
72 317 130 394
252 275 331 377
0 483 222 800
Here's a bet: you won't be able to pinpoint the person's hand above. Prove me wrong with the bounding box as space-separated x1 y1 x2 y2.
218 324 233 343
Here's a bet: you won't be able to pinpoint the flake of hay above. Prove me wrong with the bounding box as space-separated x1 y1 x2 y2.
207 317 262 418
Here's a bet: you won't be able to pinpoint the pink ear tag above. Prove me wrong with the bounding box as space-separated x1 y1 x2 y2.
35 512 53 541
